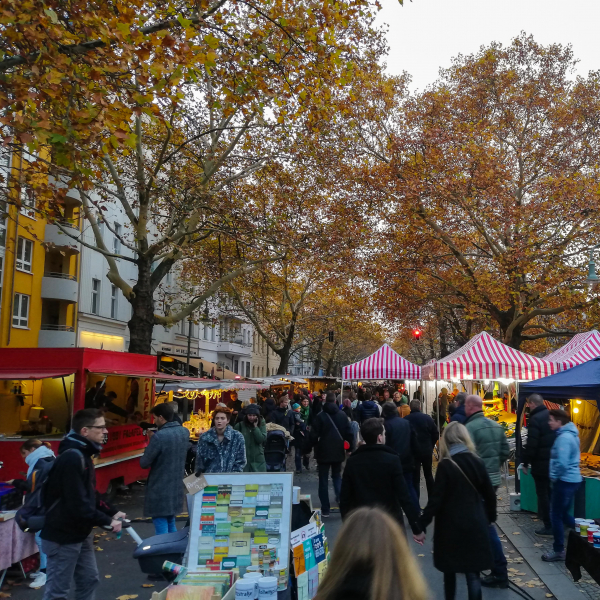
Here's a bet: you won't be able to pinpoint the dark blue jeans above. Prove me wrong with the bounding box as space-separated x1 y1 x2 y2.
318 462 342 515
152 516 176 535
488 524 507 578
551 480 581 552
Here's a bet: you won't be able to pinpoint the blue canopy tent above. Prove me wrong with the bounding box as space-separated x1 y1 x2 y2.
515 358 600 496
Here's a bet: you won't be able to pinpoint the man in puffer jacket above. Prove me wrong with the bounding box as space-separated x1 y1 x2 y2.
357 390 381 423
543 409 583 562
464 395 509 589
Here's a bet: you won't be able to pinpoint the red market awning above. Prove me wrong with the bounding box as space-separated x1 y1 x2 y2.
342 344 421 381
0 369 76 380
422 332 557 381
87 369 205 382
544 330 600 371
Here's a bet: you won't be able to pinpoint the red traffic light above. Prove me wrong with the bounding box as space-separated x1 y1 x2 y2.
413 329 421 340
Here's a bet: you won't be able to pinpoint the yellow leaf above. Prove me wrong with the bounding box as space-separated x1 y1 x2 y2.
417 554 424 557
116 596 138 600
105 575 112 578
141 584 155 588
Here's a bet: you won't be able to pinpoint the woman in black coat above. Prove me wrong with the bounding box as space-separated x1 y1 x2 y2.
420 422 496 600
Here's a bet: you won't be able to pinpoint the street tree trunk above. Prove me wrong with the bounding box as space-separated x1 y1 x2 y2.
313 339 324 375
127 259 155 354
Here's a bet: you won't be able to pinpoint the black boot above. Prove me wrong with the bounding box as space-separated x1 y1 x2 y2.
481 574 509 589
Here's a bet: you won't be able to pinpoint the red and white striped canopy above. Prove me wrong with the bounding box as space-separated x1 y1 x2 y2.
545 330 600 371
342 344 421 381
422 331 557 381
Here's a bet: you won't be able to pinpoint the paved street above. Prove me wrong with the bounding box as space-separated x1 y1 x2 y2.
2 458 598 600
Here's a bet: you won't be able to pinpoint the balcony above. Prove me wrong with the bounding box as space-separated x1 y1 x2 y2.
38 325 76 348
41 273 78 303
48 175 82 207
44 222 80 253
216 337 252 355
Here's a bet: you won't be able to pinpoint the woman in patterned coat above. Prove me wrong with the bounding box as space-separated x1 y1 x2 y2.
196 406 247 473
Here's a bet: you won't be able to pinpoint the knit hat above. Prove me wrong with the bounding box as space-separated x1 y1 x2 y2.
245 405 261 416
292 403 301 412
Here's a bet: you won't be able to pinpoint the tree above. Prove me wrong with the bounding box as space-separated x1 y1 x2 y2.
1 0 383 353
343 35 600 349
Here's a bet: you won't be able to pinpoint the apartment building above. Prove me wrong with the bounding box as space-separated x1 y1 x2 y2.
251 331 281 377
0 151 80 349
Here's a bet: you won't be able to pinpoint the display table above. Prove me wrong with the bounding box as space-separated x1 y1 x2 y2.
0 517 38 584
566 530 600 584
519 470 594 518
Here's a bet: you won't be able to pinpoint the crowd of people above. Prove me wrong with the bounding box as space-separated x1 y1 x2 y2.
5 382 585 600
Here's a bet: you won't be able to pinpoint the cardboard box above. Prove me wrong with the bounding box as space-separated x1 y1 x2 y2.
151 580 237 600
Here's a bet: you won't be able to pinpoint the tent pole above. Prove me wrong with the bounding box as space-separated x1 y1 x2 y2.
435 379 440 447
515 379 521 494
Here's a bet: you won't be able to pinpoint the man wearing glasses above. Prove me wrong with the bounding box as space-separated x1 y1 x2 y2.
40 409 126 600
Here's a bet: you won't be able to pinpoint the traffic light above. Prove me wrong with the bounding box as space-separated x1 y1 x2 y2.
413 329 421 341
328 330 334 342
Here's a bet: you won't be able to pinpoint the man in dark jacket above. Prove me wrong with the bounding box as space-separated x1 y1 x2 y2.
522 393 556 536
357 390 380 423
267 395 295 434
307 393 353 517
381 402 419 510
404 400 438 501
140 403 190 535
263 395 277 420
41 409 125 600
340 418 425 542
227 391 243 426
450 392 467 424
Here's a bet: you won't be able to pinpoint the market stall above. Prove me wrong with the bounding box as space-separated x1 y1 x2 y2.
160 380 267 439
303 376 339 393
422 331 558 440
255 375 309 397
0 348 194 492
341 343 422 400
159 354 239 380
544 330 600 371
517 358 600 516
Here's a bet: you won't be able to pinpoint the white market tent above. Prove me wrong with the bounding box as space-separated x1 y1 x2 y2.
342 344 421 381
545 330 600 371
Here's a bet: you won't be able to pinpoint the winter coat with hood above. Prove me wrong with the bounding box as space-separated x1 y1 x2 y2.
10 445 55 493
267 405 295 434
465 410 510 487
420 447 496 574
449 403 467 424
196 424 247 473
340 444 422 533
404 409 439 459
263 397 277 420
140 420 190 517
550 421 582 483
382 404 415 473
522 404 555 477
357 399 381 423
41 433 117 545
307 401 353 463
234 412 267 472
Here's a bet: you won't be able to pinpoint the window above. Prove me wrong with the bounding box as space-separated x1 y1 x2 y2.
111 285 118 319
211 325 215 341
234 360 239 374
203 324 208 340
113 223 121 257
91 279 100 315
0 201 6 248
13 293 29 328
16 237 33 272
20 186 35 219
246 362 250 378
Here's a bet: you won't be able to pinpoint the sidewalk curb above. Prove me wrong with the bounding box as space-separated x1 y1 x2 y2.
496 513 582 599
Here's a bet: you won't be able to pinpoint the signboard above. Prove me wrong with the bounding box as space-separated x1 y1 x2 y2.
101 424 147 457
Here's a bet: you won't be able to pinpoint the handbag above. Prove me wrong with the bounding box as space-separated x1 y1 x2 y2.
324 413 350 450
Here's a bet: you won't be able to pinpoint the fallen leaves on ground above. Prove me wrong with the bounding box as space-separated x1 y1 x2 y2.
95 547 104 552
418 554 424 557
141 584 155 588
546 594 554 598
116 596 138 600
105 575 112 579
0 593 11 598
512 532 521 535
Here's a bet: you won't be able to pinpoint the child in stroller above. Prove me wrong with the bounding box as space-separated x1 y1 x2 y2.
264 429 288 471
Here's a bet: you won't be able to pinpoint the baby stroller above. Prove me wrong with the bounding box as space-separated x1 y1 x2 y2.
264 430 288 471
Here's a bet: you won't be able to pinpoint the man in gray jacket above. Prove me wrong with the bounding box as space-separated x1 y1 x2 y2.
140 403 190 535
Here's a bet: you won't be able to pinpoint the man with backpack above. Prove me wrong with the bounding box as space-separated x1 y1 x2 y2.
306 393 353 517
41 409 125 600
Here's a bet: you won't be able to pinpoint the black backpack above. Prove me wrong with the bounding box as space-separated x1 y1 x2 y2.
16 449 83 532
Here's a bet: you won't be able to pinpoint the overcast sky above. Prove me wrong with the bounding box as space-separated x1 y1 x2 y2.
377 0 600 91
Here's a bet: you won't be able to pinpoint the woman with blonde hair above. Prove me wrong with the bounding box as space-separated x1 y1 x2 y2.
315 506 428 600
420 421 496 600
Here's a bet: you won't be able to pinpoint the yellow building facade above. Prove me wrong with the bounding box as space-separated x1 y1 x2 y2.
0 151 81 348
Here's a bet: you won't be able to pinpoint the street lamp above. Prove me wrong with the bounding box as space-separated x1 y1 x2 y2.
586 245 600 286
